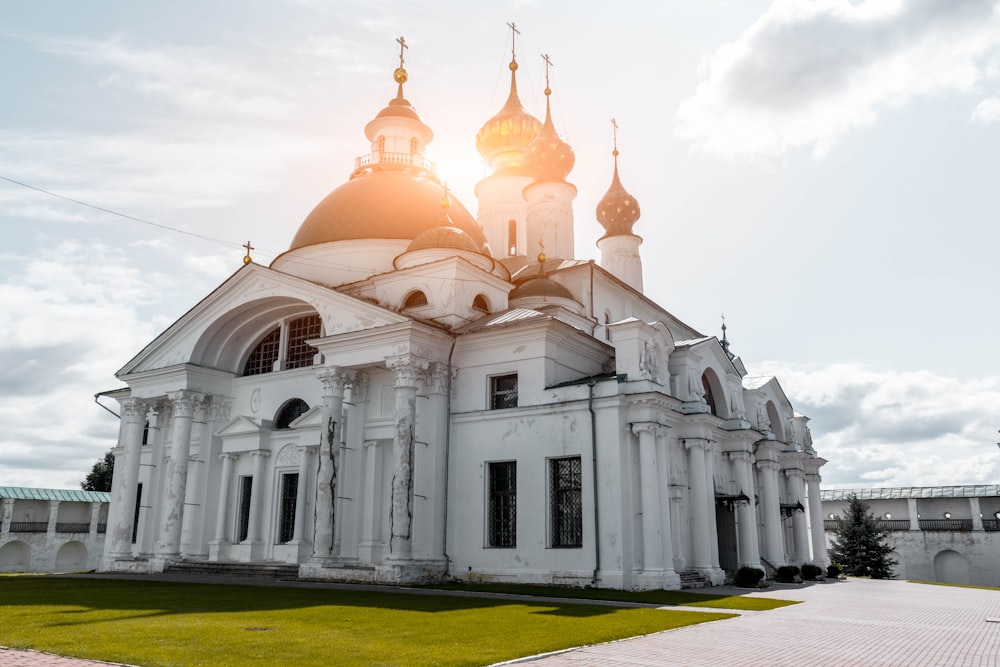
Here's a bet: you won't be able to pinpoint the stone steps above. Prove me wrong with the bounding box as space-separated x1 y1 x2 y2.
678 570 710 589
164 560 300 580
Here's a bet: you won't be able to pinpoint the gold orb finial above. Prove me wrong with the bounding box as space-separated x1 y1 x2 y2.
537 252 546 264
394 67 408 84
242 240 254 264
509 60 518 72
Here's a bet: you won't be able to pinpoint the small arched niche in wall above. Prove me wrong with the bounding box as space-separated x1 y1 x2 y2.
274 398 309 429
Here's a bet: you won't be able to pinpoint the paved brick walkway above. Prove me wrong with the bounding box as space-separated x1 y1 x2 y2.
517 579 1000 666
3 577 999 666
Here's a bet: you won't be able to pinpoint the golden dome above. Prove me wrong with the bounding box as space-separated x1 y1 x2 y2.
475 61 542 172
524 89 575 183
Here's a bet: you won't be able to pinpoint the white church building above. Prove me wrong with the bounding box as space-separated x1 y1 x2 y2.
100 38 828 590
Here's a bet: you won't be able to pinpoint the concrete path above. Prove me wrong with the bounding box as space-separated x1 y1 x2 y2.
2 576 999 666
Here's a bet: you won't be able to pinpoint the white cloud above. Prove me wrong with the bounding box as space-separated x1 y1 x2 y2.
972 95 1000 121
756 361 1000 488
675 0 1000 157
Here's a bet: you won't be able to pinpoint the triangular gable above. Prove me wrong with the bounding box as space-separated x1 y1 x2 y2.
674 336 741 377
118 262 409 377
742 375 793 410
215 415 267 438
288 405 324 429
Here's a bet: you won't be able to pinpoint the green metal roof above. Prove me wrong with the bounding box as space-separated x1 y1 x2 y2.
821 485 1000 501
0 487 110 503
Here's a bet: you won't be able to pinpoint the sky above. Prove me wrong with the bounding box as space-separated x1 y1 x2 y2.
1 0 999 491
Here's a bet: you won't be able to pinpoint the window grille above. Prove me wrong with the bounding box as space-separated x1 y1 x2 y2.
490 373 518 410
237 476 253 542
244 327 280 376
551 457 583 547
286 315 321 370
487 462 516 547
278 473 298 543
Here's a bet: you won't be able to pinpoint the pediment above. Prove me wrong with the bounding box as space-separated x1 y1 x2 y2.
216 415 267 437
118 262 408 378
288 405 324 429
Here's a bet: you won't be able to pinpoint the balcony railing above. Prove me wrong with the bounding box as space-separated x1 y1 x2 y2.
919 519 973 531
351 151 437 178
823 519 911 531
55 522 91 533
9 522 48 533
824 518 982 532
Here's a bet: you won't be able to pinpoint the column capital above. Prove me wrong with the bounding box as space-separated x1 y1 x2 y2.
387 354 429 388
121 397 147 421
316 366 353 398
783 467 805 480
683 437 709 451
2 498 14 507
728 450 754 464
203 395 232 422
248 450 271 459
296 444 318 454
804 472 823 484
756 459 781 472
423 362 454 395
166 390 202 417
631 422 669 438
219 452 240 462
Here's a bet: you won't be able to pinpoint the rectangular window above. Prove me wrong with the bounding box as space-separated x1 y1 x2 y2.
237 476 253 542
490 373 518 410
487 461 516 548
277 473 298 544
550 457 583 548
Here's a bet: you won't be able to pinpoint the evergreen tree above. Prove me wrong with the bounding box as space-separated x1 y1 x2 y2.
81 449 115 492
828 493 897 579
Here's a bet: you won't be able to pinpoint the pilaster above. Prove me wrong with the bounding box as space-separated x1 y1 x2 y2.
313 366 352 560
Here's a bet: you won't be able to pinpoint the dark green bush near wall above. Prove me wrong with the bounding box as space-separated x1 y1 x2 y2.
827 564 842 578
734 566 765 588
776 565 800 583
801 564 823 581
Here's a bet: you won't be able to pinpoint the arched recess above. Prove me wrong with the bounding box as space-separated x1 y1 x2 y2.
191 297 320 374
766 401 786 440
472 294 490 313
0 541 30 571
701 368 728 417
275 398 309 429
402 290 429 309
934 549 970 585
55 541 88 571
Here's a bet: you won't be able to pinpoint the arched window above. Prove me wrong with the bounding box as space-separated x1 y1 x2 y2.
604 312 612 341
285 315 321 370
472 294 490 313
701 372 718 416
410 137 419 155
275 398 309 429
376 135 385 154
403 290 429 308
766 401 784 440
243 327 281 376
507 219 517 256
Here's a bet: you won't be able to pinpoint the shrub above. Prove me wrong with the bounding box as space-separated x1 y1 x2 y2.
776 565 800 583
801 564 823 581
734 566 765 588
827 564 842 578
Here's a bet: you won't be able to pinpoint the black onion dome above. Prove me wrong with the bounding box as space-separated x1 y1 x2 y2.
407 225 484 254
596 153 640 238
509 276 574 301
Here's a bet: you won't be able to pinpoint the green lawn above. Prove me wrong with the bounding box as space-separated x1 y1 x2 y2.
420 582 798 611
0 576 736 667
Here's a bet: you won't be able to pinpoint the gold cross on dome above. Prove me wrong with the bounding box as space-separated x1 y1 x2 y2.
611 118 619 152
396 36 408 69
542 53 553 88
507 22 520 61
242 240 254 265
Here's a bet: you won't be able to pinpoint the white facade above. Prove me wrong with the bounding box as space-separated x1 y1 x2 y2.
823 486 1000 587
100 44 827 589
0 487 109 572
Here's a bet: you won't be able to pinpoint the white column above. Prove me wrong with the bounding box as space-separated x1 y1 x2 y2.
138 403 166 556
731 451 761 569
157 391 201 558
805 472 828 565
245 450 269 543
185 396 229 558
45 500 59 542
292 446 313 543
685 438 713 569
971 497 984 531
386 354 428 560
787 469 810 564
908 498 920 530
704 444 721 569
634 424 664 573
313 367 351 559
212 454 238 543
756 459 784 566
654 429 677 577
110 397 145 559
340 373 369 560
421 363 451 560
358 440 383 562
2 498 15 535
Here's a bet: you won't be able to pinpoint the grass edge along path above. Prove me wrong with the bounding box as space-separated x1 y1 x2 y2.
420 581 799 611
0 576 737 667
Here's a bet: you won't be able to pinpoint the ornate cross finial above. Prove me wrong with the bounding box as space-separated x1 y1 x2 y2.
507 22 520 62
611 118 620 155
542 53 553 90
396 36 408 69
242 240 254 265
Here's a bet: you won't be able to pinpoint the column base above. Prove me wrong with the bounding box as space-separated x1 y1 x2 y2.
209 539 230 562
697 567 726 586
631 569 681 591
376 558 448 584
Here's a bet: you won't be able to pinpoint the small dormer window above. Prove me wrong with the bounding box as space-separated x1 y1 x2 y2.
507 219 517 256
473 294 490 313
403 290 429 309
